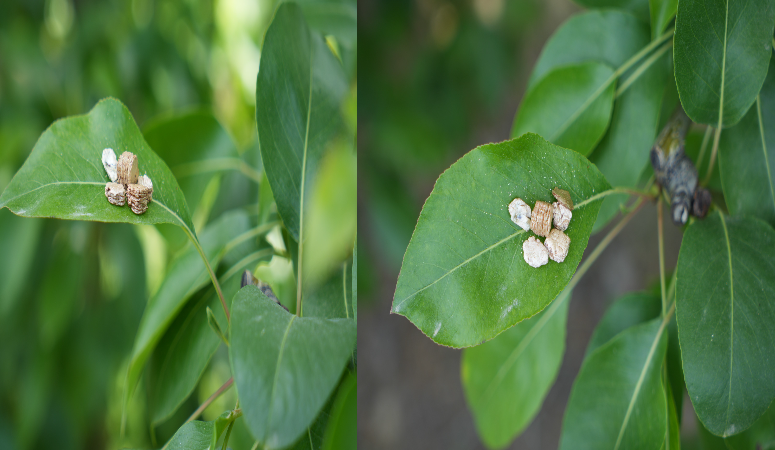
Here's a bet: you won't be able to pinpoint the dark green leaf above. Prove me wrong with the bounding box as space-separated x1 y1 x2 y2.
512 62 616 155
304 261 353 319
676 212 775 436
528 11 650 90
585 291 661 357
206 306 229 346
719 58 775 228
392 133 611 348
255 2 347 241
662 382 680 450
322 370 356 450
461 289 570 449
125 210 250 411
229 285 356 449
673 0 775 127
295 0 356 47
590 47 669 232
559 318 668 450
725 404 775 450
650 0 678 39
0 98 195 234
571 0 650 23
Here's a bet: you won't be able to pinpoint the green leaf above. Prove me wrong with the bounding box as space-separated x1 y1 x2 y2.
675 212 775 436
528 11 651 91
724 404 775 450
352 240 357 321
585 291 661 357
650 0 678 39
125 210 250 411
229 285 356 449
322 370 356 450
206 306 229 346
165 411 238 450
255 2 347 241
392 133 611 348
0 98 195 235
590 45 669 232
662 382 681 450
304 261 353 319
673 0 775 127
512 62 616 155
559 318 668 450
461 289 570 449
719 58 775 229
295 0 356 47
571 0 650 23
0 210 42 316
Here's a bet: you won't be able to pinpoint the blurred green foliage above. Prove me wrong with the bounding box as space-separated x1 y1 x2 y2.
0 0 355 449
358 0 542 301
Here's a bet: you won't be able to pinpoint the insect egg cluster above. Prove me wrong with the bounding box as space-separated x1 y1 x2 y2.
102 148 153 214
509 187 573 268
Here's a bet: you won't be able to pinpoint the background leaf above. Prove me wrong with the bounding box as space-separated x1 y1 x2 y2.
255 2 347 241
229 285 356 449
165 411 236 450
321 370 356 450
650 0 678 39
125 210 250 410
512 61 615 155
719 57 775 228
724 404 775 450
461 288 570 449
585 291 661 357
392 133 611 348
673 0 775 127
0 210 41 316
559 318 668 450
0 98 195 234
676 212 775 436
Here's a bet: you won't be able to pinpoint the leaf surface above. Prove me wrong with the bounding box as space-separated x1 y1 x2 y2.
585 291 661 357
255 2 347 241
559 318 668 450
322 370 356 450
719 57 775 228
650 0 678 39
724 404 775 450
0 98 194 234
125 211 250 409
461 289 570 449
571 0 650 23
165 411 236 450
675 212 775 436
229 285 356 449
392 133 610 348
673 0 775 126
512 62 616 156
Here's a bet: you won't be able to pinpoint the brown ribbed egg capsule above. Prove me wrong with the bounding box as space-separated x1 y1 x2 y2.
545 228 570 263
105 182 126 206
126 183 152 214
530 201 553 237
117 152 139 186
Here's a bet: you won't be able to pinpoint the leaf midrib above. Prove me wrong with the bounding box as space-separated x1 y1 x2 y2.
296 33 315 317
718 210 735 433
716 0 729 130
755 96 775 213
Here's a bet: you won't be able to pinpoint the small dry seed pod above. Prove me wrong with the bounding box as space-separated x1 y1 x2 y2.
523 236 549 268
508 198 531 231
126 183 152 214
545 228 571 263
138 174 153 202
102 148 118 182
105 182 126 206
552 187 574 210
530 201 553 237
117 152 139 186
553 201 572 231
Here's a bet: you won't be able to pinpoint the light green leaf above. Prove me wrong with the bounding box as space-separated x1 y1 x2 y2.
229 285 356 449
512 61 616 155
255 2 347 241
461 289 570 449
392 133 611 348
165 411 238 450
571 0 650 23
528 11 650 91
719 58 775 229
676 212 775 436
148 245 270 425
673 0 775 127
0 210 41 316
0 98 195 235
303 140 356 293
322 370 356 450
724 404 775 450
650 0 678 39
559 318 668 450
585 291 661 357
125 211 250 411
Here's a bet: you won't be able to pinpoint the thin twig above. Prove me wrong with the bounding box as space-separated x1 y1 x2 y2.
186 377 234 423
703 125 722 185
657 200 666 316
187 230 230 320
696 125 713 170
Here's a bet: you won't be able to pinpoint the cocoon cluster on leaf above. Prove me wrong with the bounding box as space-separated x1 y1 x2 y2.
103 149 152 215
